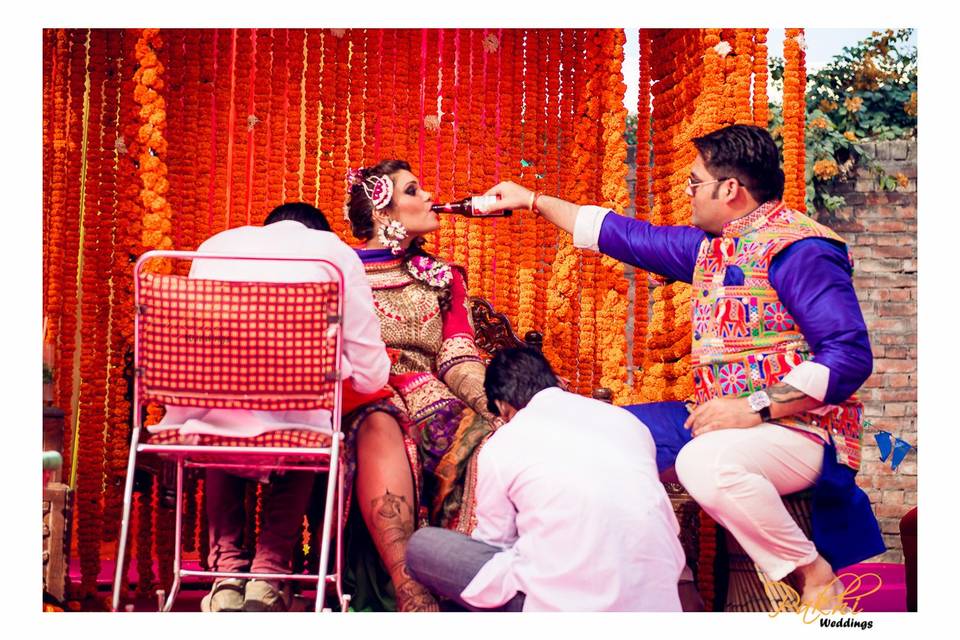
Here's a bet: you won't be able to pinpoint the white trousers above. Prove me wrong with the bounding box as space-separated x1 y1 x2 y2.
675 424 824 581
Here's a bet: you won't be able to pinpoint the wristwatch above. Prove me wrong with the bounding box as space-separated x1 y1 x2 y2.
747 390 772 422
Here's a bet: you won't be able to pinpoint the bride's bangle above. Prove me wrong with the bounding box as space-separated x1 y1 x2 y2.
529 191 542 213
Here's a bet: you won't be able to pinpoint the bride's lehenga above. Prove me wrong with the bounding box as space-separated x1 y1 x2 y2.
340 248 496 611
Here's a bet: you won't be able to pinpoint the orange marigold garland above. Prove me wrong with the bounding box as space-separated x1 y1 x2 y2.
480 29 498 304
632 29 653 400
210 29 232 232
452 30 470 269
305 29 325 208
250 29 272 224
379 30 398 160
268 29 288 209
46 29 70 392
363 29 384 166
574 30 601 395
97 28 127 545
110 29 147 596
223 29 245 230
543 28 581 381
516 29 541 336
535 29 561 332
596 29 632 404
347 29 368 237
734 29 755 125
59 28 88 483
283 29 306 202
135 29 174 262
196 29 217 242
465 30 485 298
76 27 106 598
420 29 440 251
490 29 511 313
753 29 770 129
42 29 56 302
782 29 806 211
330 30 351 239
436 28 457 264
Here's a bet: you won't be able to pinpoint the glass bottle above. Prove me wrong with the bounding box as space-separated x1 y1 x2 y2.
430 195 513 217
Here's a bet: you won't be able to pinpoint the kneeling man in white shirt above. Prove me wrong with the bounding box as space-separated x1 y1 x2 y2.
405 347 685 611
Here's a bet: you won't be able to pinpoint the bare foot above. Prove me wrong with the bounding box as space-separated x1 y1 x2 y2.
795 555 845 612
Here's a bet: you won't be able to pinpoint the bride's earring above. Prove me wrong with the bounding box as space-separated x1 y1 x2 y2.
378 218 408 255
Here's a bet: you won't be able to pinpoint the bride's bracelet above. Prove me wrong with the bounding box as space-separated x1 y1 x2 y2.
529 191 543 214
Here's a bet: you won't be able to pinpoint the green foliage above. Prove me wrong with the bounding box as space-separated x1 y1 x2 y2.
624 113 638 146
768 29 916 213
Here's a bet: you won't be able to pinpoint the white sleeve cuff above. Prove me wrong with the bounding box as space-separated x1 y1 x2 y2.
572 206 610 251
781 360 830 403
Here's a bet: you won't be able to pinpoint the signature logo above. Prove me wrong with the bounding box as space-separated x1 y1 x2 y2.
765 572 882 625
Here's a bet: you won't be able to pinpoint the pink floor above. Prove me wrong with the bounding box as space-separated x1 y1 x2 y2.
836 562 907 612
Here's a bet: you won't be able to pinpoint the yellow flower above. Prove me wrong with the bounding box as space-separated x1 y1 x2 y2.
844 131 857 142
809 117 829 130
895 172 909 188
813 159 840 180
844 96 863 112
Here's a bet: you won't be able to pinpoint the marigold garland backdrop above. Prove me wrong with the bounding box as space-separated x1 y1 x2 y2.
42 27 805 601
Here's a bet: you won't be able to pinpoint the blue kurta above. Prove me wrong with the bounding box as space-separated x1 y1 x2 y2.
593 209 884 570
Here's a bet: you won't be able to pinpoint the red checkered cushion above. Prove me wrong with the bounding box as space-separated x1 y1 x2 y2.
146 428 333 449
137 273 340 411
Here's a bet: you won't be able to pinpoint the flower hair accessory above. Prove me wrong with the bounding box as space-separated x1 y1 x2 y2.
407 254 453 288
364 174 394 210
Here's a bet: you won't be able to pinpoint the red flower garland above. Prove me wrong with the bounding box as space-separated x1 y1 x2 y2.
76 27 106 598
57 28 88 485
283 29 305 202
304 29 325 208
267 29 288 209
330 30 351 239
250 29 273 223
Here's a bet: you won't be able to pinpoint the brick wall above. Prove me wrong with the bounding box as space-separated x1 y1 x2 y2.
623 140 918 563
817 139 917 563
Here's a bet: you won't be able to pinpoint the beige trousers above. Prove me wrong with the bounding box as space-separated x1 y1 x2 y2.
675 424 824 581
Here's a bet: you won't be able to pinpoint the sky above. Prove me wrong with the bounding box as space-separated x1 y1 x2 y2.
622 28 919 114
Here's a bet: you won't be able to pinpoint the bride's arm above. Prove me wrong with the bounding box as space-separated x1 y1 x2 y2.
437 268 497 423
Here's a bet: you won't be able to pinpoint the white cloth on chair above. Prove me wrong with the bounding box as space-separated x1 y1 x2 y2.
150 220 390 438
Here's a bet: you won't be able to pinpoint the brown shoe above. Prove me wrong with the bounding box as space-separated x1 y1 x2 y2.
200 578 246 612
242 580 291 612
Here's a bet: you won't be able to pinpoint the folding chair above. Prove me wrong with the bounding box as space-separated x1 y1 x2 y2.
112 250 349 612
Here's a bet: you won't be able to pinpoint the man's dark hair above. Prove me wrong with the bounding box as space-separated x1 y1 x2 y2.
264 202 331 231
484 347 560 416
692 124 785 204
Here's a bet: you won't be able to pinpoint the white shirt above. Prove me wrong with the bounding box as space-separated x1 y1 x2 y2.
153 220 390 438
462 387 685 611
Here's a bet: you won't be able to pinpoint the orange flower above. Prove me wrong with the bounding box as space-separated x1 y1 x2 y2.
844 95 863 112
809 116 829 129
904 91 917 117
895 172 909 188
819 99 838 112
813 158 840 180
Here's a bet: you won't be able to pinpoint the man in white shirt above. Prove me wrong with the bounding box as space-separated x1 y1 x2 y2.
404 347 685 611
154 203 390 612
